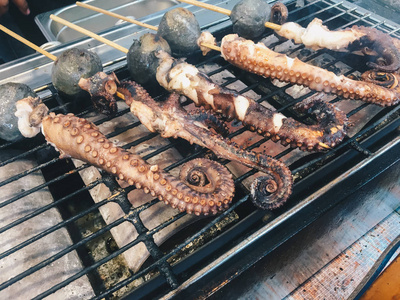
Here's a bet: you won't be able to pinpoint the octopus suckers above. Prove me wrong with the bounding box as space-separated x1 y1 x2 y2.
76 136 84 144
99 158 105 165
119 174 124 180
97 138 105 143
110 147 118 154
84 145 91 152
103 143 111 149
63 121 71 128
138 165 147 173
122 154 129 160
150 165 159 172
70 128 79 136
92 150 98 158
91 132 99 137
54 117 60 123
128 179 134 185
160 179 167 185
130 159 139 167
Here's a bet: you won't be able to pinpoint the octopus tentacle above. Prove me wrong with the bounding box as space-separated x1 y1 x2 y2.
156 51 348 151
187 108 230 136
117 80 293 209
220 34 400 106
275 18 400 72
78 72 119 116
36 112 235 216
179 158 231 195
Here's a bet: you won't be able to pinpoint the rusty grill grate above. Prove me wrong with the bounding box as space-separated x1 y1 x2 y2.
1 0 400 299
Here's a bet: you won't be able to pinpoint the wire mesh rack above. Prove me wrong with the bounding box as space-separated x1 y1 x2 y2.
1 0 400 299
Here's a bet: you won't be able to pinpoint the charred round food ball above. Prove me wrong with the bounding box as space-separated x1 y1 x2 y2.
51 48 103 97
157 7 201 57
230 0 272 39
0 82 36 141
127 33 171 85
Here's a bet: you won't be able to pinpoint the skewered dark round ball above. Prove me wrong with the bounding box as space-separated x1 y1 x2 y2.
0 82 36 141
230 0 272 39
157 7 201 57
127 33 171 85
51 48 103 98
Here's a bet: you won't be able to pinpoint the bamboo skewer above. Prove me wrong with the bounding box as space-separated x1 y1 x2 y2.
47 12 329 150
0 16 128 102
0 24 58 61
50 14 129 54
75 2 158 32
74 2 221 52
177 0 282 31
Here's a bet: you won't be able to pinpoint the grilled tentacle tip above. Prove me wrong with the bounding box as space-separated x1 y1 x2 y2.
179 158 235 214
250 159 293 210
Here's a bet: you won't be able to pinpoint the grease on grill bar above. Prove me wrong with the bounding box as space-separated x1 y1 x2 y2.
1 0 400 299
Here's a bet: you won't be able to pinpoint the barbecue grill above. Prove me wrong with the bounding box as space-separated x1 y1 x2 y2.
1 0 400 299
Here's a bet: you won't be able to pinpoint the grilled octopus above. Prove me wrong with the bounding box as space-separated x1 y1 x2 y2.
155 50 348 152
78 72 293 210
15 96 235 216
275 17 400 73
220 34 400 107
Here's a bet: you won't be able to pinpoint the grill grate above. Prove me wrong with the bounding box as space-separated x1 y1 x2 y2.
1 0 400 299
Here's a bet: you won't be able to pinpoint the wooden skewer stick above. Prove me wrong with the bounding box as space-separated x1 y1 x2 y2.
75 1 221 53
0 24 58 61
177 0 282 31
75 2 158 32
201 42 221 52
51 6 328 150
50 14 129 54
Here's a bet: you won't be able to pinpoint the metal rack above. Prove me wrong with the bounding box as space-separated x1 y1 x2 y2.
0 0 399 299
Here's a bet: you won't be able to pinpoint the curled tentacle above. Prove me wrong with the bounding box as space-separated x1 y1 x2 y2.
117 80 293 209
349 26 400 72
156 51 348 151
361 70 399 89
39 113 235 216
78 72 119 116
179 158 234 198
220 34 400 106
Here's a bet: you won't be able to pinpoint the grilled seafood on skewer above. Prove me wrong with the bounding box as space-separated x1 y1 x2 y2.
275 18 400 73
15 97 235 216
79 72 293 210
220 34 400 107
155 50 349 152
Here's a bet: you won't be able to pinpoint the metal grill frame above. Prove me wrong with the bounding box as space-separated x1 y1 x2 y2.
1 0 400 299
